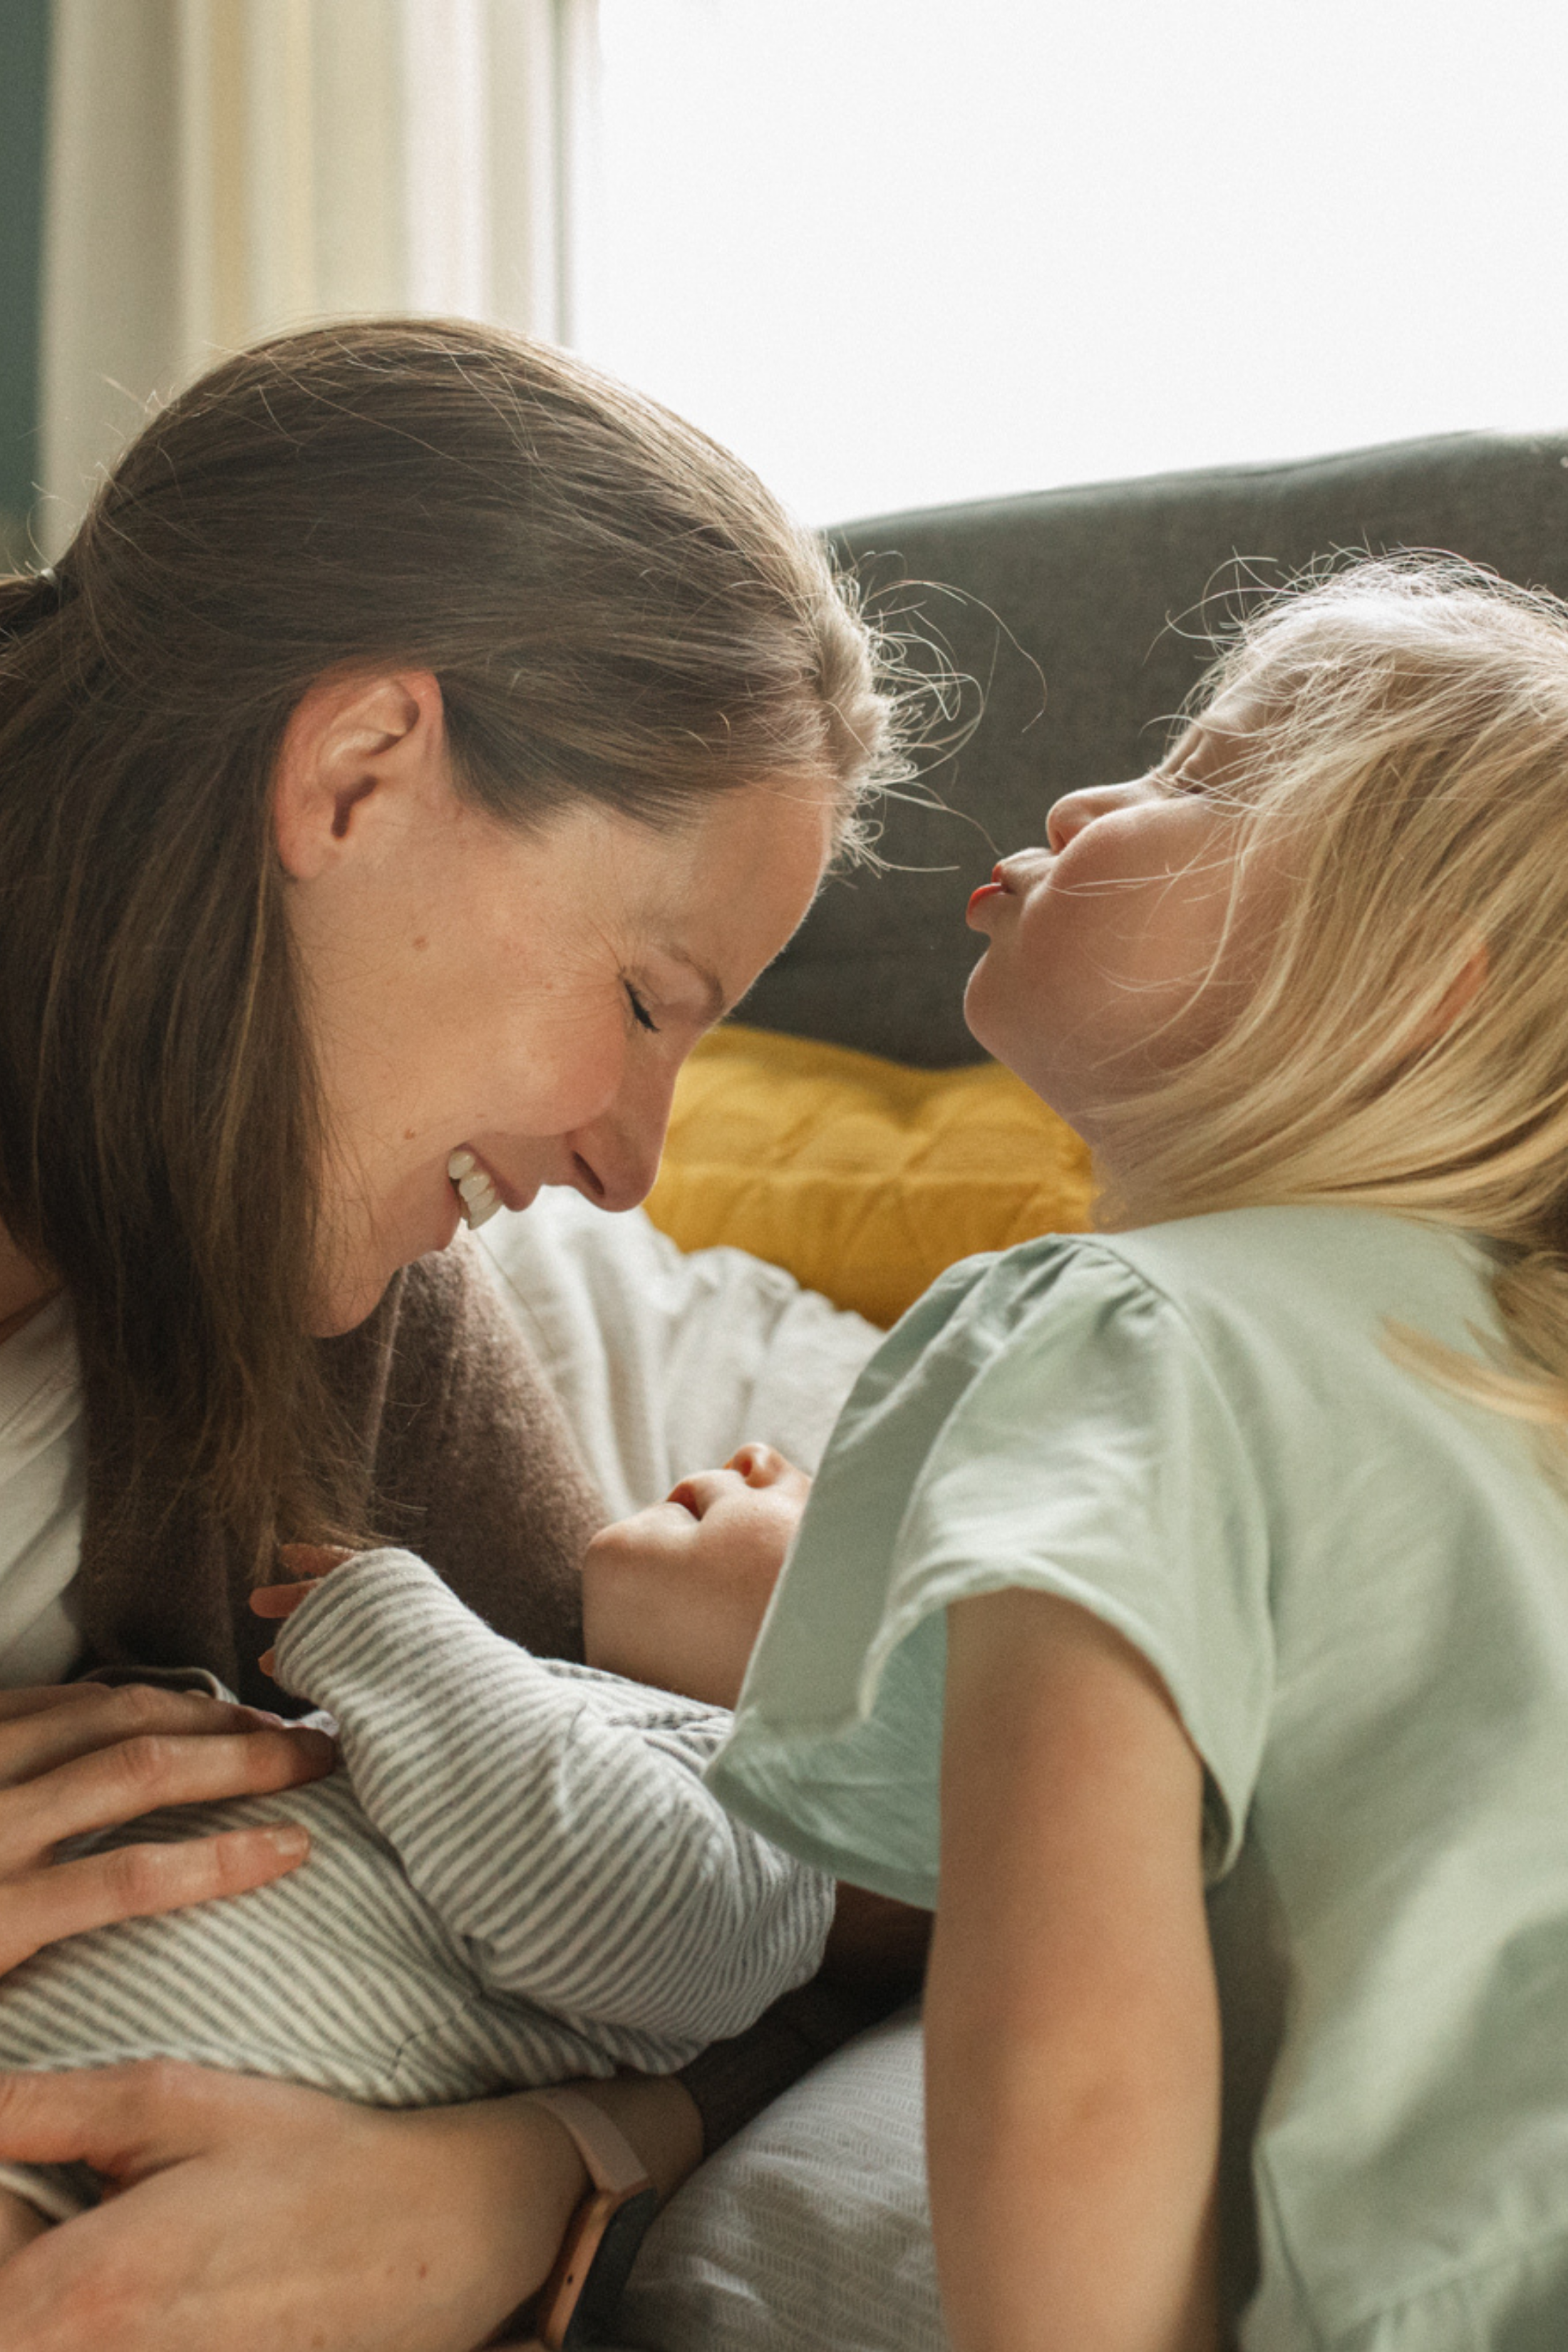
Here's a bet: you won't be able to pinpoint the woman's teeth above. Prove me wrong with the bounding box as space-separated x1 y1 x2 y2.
447 1147 502 1230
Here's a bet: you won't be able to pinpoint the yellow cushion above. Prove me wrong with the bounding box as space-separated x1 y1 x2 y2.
644 1024 1094 1329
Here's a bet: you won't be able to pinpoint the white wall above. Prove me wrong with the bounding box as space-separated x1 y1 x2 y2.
579 0 1568 525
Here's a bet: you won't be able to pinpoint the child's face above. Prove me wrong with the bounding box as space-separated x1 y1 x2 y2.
964 723 1269 1142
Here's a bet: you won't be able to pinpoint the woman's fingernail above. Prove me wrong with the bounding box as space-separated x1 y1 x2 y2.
265 1824 309 1858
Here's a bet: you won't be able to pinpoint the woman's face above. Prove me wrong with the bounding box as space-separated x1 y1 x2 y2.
278 675 838 1333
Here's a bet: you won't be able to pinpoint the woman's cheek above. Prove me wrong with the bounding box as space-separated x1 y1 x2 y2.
500 1018 629 1140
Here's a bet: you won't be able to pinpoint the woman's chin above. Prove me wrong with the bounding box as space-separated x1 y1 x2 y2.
309 1192 467 1336
308 1274 394 1339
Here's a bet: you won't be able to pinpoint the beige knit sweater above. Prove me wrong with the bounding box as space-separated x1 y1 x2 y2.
76 1234 602 1710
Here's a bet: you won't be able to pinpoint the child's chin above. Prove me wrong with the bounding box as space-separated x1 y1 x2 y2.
961 964 1030 1081
961 956 996 1047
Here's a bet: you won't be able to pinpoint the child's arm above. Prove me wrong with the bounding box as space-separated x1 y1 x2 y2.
927 1587 1220 2352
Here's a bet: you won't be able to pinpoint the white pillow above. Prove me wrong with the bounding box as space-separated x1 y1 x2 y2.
611 2007 945 2352
481 1192 882 1517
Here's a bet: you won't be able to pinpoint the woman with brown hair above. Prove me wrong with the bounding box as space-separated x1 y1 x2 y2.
0 319 906 2348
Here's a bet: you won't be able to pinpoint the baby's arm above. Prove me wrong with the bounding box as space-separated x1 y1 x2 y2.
259 1549 833 2051
927 1587 1220 2352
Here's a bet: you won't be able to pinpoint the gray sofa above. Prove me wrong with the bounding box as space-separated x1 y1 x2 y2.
745 428 1568 1068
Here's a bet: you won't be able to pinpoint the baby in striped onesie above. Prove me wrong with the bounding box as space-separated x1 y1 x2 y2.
0 1546 834 2231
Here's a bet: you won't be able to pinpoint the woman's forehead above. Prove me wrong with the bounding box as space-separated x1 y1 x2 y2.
598 773 837 954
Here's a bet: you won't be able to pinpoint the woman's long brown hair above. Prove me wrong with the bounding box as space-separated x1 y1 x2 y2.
0 321 902 1572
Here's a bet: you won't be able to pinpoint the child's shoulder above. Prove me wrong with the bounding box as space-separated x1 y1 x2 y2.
974 1203 1490 1342
1090 1203 1493 1351
894 1205 1498 1447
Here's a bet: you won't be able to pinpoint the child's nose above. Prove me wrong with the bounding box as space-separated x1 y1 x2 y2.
1053 800 1090 856
1046 790 1098 852
1046 780 1146 852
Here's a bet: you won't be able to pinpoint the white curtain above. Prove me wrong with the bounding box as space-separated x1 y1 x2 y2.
39 0 598 556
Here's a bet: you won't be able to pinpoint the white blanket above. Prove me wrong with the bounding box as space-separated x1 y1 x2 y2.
480 1192 883 1515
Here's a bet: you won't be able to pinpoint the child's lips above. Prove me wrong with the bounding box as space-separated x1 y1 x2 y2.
968 865 1014 921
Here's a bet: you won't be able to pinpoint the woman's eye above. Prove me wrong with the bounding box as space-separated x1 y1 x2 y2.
624 983 660 1034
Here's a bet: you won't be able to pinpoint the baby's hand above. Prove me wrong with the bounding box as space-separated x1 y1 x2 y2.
583 1444 812 1708
250 1544 356 1676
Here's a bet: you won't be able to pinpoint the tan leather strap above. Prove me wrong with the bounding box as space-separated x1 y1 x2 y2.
522 2088 651 2198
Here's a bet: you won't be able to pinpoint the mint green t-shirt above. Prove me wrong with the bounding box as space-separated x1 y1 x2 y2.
708 1207 1568 2352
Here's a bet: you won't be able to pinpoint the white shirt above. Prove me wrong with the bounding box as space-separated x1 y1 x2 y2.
0 1294 86 1686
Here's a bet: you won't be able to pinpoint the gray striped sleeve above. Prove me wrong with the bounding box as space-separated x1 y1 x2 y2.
272 1550 833 2046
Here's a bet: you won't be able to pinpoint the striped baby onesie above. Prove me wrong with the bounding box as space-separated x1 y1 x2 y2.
0 1549 833 2219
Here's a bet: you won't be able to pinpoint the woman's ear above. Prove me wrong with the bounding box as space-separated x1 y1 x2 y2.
272 670 447 881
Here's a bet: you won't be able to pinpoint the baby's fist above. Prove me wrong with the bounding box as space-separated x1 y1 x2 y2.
583 1445 811 1707
250 1543 357 1673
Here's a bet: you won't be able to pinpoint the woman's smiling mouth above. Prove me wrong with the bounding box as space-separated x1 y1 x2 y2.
447 1147 504 1229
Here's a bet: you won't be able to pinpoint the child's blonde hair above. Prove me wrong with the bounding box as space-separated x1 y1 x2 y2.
1094 554 1568 1436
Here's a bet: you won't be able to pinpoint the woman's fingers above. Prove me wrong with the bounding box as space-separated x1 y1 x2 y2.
0 1686 329 1971
0 1822 312 1974
0 1685 113 1724
0 1683 299 1790
0 1723 334 1879
0 2058 201 2176
0 2067 583 2352
0 1682 265 1728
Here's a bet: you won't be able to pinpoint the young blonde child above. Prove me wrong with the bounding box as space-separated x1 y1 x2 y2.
587 555 1568 2351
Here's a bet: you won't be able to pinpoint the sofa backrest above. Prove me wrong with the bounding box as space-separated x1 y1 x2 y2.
740 428 1568 1064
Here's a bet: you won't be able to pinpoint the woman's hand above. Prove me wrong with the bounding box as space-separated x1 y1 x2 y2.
582 1443 812 1706
0 1683 334 1976
0 2061 594 2351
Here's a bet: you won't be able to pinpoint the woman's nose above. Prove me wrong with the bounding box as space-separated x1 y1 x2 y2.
565 1060 680 1213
